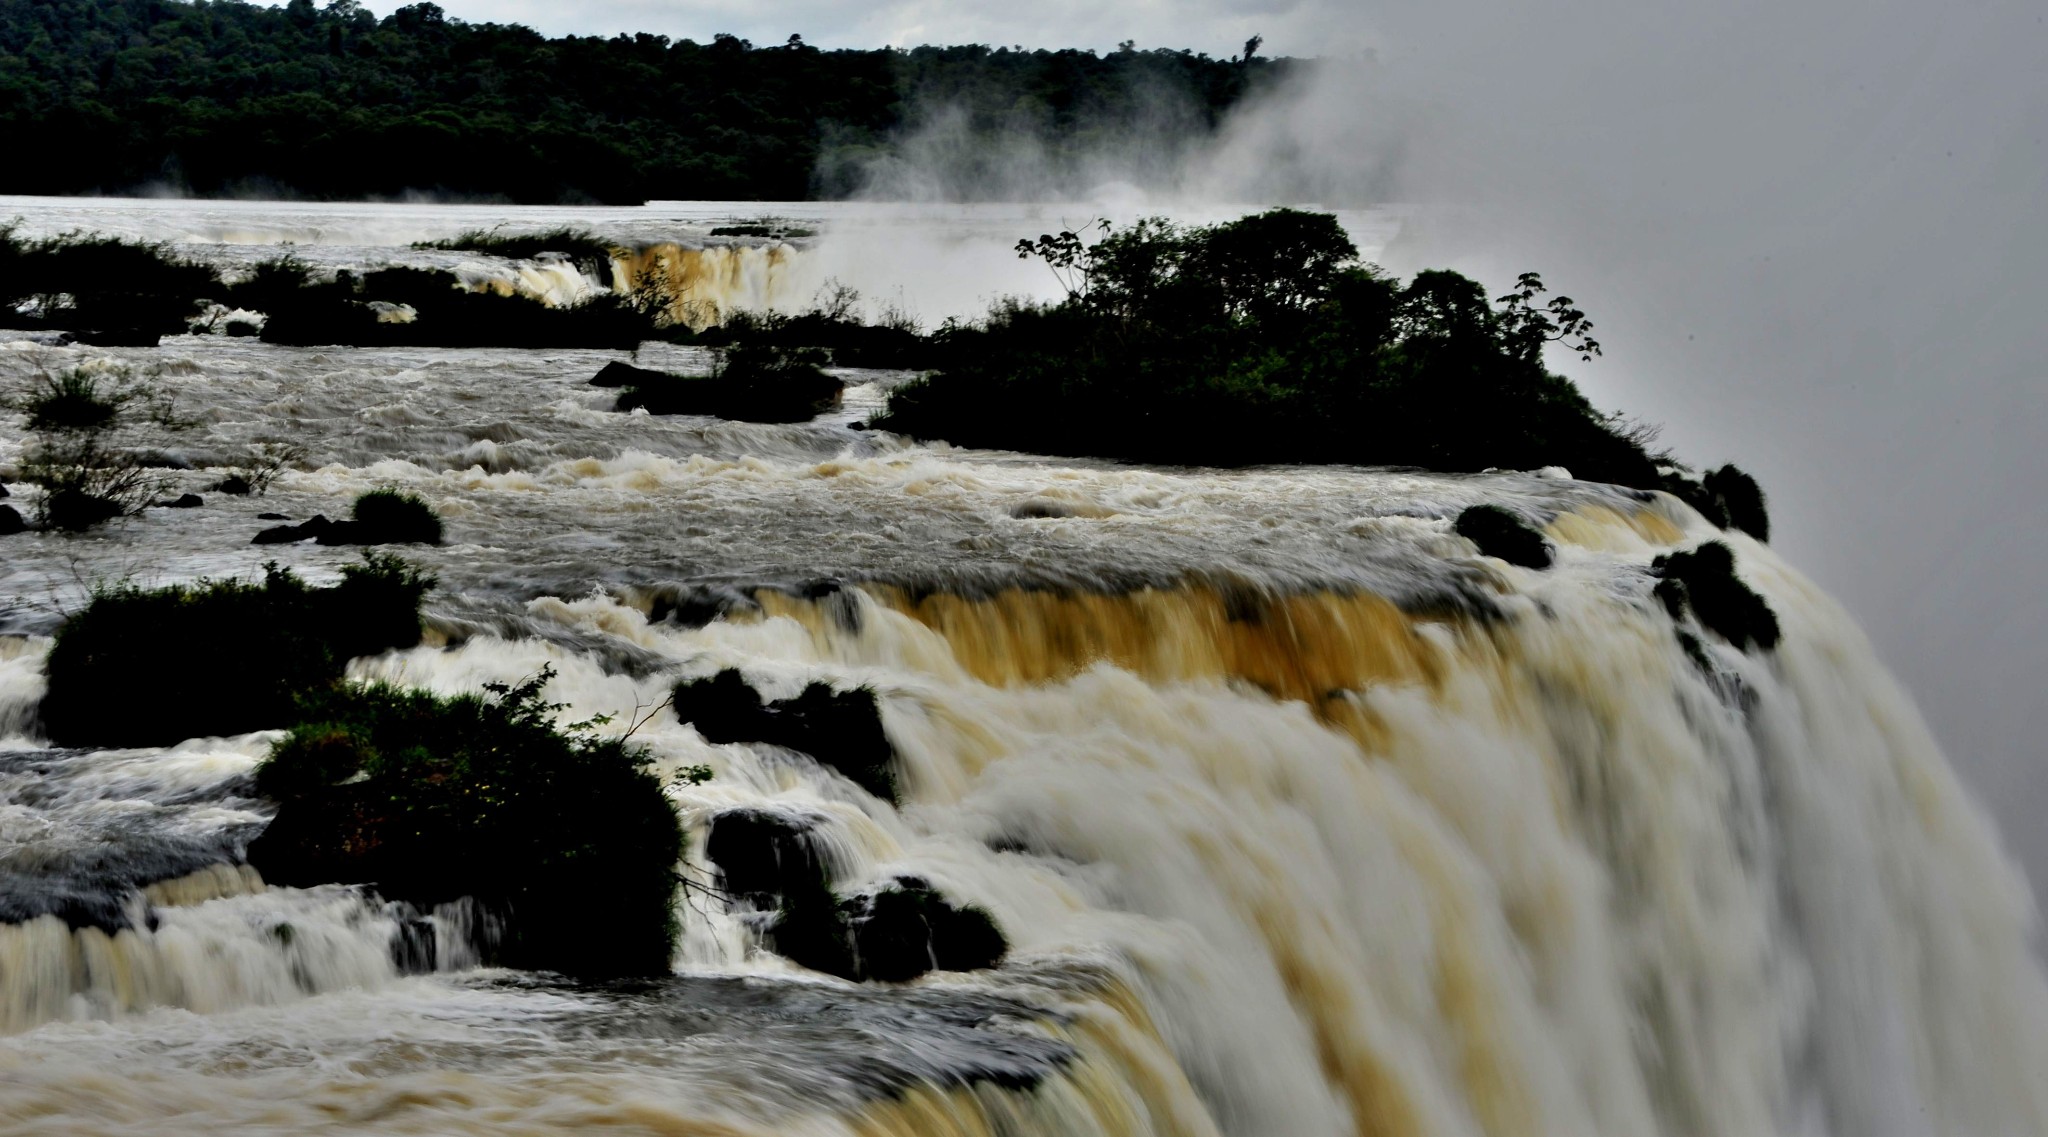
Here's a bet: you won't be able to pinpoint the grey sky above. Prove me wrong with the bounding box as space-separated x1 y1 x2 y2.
370 0 2048 895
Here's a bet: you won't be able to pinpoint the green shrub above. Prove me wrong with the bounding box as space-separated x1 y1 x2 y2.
347 488 443 545
1454 504 1554 569
870 209 1664 487
673 669 897 801
248 666 683 977
38 555 434 747
1652 541 1781 652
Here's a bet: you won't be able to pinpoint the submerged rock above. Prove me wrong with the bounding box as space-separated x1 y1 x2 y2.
705 807 830 907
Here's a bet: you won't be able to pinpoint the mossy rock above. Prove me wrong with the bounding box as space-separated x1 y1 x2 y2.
1453 504 1554 569
673 669 897 802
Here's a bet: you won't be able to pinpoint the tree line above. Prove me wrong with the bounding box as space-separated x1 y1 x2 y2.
0 0 1289 202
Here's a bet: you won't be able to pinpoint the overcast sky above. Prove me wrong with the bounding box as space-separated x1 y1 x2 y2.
371 0 2048 897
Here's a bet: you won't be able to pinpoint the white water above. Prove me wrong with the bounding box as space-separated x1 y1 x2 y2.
0 200 2042 1136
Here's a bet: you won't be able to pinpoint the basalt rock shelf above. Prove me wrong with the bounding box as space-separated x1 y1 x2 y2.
1 200 2045 1137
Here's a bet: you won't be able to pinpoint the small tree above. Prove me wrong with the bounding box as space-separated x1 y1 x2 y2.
3 362 188 531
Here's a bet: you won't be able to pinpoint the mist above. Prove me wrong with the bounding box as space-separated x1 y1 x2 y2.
1211 0 2048 897
808 0 2048 898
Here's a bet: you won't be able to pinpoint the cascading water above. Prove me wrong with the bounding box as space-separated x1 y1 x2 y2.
0 198 2043 1137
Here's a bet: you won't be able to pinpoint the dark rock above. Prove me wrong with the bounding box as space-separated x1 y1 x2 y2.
44 490 124 532
258 512 290 520
0 505 24 535
214 475 254 495
1454 504 1554 569
673 669 897 801
705 808 829 906
169 493 203 508
253 514 332 544
1652 541 1781 652
0 482 9 498
72 328 161 347
591 360 668 388
769 880 1007 983
224 319 261 338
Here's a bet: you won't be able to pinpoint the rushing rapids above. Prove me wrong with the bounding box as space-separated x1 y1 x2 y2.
0 200 2044 1137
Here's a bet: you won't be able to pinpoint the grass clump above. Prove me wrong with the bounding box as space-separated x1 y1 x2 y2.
4 363 188 532
673 669 896 802
346 488 443 544
871 209 1664 486
1652 541 1781 653
1454 504 1554 569
38 555 434 748
248 666 683 977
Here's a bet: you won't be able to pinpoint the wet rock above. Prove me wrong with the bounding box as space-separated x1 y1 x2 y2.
769 879 1007 983
257 512 290 520
224 318 261 337
253 514 332 544
705 808 829 906
165 493 203 509
590 360 668 388
1652 541 1781 652
0 505 24 535
673 669 897 801
214 475 254 495
1454 504 1554 570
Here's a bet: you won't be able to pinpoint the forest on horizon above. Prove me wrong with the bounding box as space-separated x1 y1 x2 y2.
0 0 1294 204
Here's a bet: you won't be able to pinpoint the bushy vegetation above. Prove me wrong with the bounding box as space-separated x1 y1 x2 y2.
248 666 684 976
0 221 219 336
611 345 844 422
1454 504 1554 569
700 287 930 369
0 0 1288 202
38 555 434 747
344 487 443 544
1652 541 1781 652
2 363 186 531
259 264 652 348
673 669 897 801
412 227 618 268
872 210 1668 485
